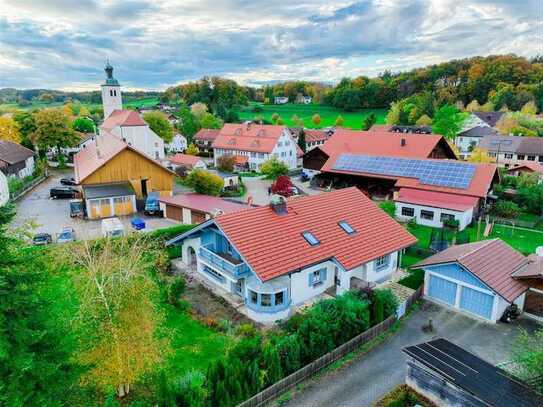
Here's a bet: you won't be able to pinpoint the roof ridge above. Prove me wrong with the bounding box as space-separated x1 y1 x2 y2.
457 238 498 262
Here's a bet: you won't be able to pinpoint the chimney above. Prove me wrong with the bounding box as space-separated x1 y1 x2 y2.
400 138 406 147
247 195 253 206
270 194 288 215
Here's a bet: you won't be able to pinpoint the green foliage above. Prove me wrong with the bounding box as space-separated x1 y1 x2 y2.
216 154 236 173
297 129 307 153
512 328 543 392
156 370 206 407
260 342 283 387
30 108 77 150
143 111 174 143
260 157 289 179
493 200 520 218
199 112 223 129
379 201 396 218
167 276 187 306
186 169 224 196
185 143 199 155
72 117 95 133
176 107 200 141
274 334 302 375
362 113 376 130
398 269 425 290
432 104 465 140
372 289 398 323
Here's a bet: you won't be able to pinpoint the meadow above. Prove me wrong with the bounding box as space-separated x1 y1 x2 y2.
0 96 160 112
234 102 387 129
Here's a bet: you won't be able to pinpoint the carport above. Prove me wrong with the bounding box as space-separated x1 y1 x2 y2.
82 182 136 219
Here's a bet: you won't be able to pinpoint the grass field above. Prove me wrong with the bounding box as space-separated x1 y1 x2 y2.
235 103 387 129
0 96 160 112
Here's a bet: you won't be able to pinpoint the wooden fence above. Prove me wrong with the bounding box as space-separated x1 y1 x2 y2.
237 286 423 407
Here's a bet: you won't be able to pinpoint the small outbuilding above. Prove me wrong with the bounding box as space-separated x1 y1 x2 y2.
82 182 137 219
167 153 207 171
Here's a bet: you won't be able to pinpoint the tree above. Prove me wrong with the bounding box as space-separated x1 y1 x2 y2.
190 102 208 120
186 143 199 156
217 155 236 173
271 175 294 197
512 328 543 392
260 157 289 179
276 117 285 125
521 101 538 116
386 101 401 125
468 148 493 163
199 112 223 129
415 114 432 126
465 100 481 112
66 237 168 398
0 116 22 143
362 113 376 130
186 169 224 196
72 117 95 133
143 111 174 142
432 104 465 140
30 109 77 151
271 113 280 124
480 101 495 112
297 130 307 153
334 115 344 127
311 114 321 127
176 107 200 142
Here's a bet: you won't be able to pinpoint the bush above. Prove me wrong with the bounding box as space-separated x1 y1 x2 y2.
167 276 186 306
398 269 425 290
217 155 236 173
379 201 396 218
372 289 398 323
260 157 289 179
493 200 520 218
186 169 224 196
271 175 293 197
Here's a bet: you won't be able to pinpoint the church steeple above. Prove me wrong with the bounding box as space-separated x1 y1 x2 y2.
103 60 120 86
100 61 122 118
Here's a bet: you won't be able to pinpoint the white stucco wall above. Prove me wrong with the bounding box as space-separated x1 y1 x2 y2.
115 125 165 159
455 136 481 154
395 202 474 231
290 260 336 304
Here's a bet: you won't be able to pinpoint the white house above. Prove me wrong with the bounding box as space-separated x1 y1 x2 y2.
167 153 207 171
167 134 188 153
212 123 298 171
413 239 531 323
167 187 416 324
274 96 289 105
99 63 165 159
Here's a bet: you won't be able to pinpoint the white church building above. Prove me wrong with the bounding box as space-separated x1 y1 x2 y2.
98 62 165 160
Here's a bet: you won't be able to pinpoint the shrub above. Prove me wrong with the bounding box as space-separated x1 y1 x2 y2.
186 169 224 196
372 289 398 323
260 157 289 179
493 200 520 218
271 175 294 197
167 276 187 306
398 269 425 290
379 201 396 218
217 155 236 173
235 323 258 338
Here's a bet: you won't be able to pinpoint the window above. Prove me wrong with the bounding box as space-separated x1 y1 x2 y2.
302 231 320 246
109 90 113 96
290 151 293 156
285 141 290 146
310 269 325 286
518 154 525 160
338 221 356 235
281 151 286 157
275 291 284 305
488 152 497 158
155 151 159 159
249 290 258 304
259 153 265 158
420 210 434 220
251 152 256 158
261 293 271 307
440 213 455 222
539 156 543 163
401 207 415 217
277 141 283 147
528 155 536 161
202 266 226 283
375 255 390 271
505 153 513 159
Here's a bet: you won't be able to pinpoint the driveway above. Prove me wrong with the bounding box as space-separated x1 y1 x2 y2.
240 176 273 205
284 302 540 407
11 170 178 241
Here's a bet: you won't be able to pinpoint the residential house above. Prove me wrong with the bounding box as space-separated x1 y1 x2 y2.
0 140 35 179
463 111 505 130
167 153 207 171
213 123 298 171
295 93 312 104
304 129 334 151
274 96 289 104
159 193 251 224
454 126 499 159
167 187 416 323
167 134 188 153
478 134 543 168
0 171 8 206
74 135 174 219
413 239 535 322
403 339 543 407
193 128 220 156
507 162 543 178
99 63 165 159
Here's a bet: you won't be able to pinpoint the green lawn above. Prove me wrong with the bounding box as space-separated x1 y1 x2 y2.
234 103 387 129
0 96 159 112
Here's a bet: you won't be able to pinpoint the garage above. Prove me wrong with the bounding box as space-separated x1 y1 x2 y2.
428 275 457 306
459 286 494 319
83 182 136 220
165 205 182 221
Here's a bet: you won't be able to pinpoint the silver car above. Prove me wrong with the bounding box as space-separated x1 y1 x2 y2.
56 227 76 244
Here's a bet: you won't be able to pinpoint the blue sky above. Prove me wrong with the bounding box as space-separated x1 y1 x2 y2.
1 0 542 91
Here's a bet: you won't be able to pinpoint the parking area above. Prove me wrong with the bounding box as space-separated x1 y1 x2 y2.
11 170 178 241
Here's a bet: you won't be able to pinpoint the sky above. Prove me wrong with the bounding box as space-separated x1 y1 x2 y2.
1 0 542 91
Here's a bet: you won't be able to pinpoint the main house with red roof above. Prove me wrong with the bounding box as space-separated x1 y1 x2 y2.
167 188 416 323
412 239 542 323
212 123 298 171
99 63 165 160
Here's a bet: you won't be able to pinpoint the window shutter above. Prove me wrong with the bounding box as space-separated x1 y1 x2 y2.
321 268 327 282
308 272 313 286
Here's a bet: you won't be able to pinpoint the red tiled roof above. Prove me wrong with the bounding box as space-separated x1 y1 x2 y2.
395 188 479 212
414 239 529 302
194 128 220 141
304 130 330 143
368 124 392 132
512 254 543 279
507 162 543 174
212 123 286 153
169 153 204 167
159 193 250 215
101 109 147 130
215 187 417 281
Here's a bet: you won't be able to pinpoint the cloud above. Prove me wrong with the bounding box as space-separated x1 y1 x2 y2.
0 0 542 90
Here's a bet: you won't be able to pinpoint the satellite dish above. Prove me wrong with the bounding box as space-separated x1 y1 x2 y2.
0 172 9 207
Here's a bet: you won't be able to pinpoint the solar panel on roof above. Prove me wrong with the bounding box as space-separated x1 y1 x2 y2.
332 154 476 190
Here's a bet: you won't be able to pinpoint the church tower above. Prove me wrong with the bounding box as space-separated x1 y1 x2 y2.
101 61 123 119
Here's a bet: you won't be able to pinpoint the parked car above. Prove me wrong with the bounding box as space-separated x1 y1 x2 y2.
70 199 84 218
144 191 162 216
50 187 78 199
32 233 52 245
56 227 76 244
60 177 77 186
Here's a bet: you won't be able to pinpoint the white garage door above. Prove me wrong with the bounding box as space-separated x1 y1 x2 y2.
459 286 494 320
428 275 457 306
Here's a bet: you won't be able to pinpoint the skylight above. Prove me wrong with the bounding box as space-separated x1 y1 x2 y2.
302 231 320 246
338 221 356 235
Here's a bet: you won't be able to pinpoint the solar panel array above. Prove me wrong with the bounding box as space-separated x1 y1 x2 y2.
332 154 476 189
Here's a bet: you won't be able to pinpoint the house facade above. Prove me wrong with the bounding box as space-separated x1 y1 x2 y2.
193 129 220 156
0 140 35 179
479 134 543 168
213 123 298 171
166 153 207 171
454 126 499 159
167 188 416 323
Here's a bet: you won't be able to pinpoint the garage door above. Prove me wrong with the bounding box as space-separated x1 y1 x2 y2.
428 275 457 305
166 205 182 221
460 286 494 320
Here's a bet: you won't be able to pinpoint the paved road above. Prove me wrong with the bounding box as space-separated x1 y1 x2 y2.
284 302 539 407
241 176 273 205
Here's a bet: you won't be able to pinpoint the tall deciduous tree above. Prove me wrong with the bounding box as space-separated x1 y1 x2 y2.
190 103 208 120
0 117 22 143
176 107 200 142
66 237 168 398
143 111 174 142
297 130 306 153
199 112 223 129
30 109 77 151
468 148 493 163
431 104 465 140
72 117 95 133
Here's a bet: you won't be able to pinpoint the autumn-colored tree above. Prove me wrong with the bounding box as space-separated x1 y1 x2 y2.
0 117 22 143
386 101 401 125
66 237 168 398
217 154 236 173
276 117 285 125
186 143 199 155
334 115 344 127
465 100 481 112
186 169 224 196
415 114 432 126
480 101 495 112
468 148 493 163
190 102 208 120
311 114 321 127
271 175 294 197
30 109 77 151
521 101 538 116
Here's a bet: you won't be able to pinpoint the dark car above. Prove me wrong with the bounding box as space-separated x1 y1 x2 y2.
50 187 78 199
33 233 52 246
60 177 77 186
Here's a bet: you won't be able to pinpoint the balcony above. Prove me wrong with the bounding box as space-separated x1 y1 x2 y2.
199 245 250 278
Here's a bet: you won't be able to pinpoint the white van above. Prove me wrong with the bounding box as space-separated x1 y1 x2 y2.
101 217 125 238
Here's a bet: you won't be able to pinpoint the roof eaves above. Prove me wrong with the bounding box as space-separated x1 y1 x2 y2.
166 219 216 246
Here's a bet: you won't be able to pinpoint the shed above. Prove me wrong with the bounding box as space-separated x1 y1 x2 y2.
82 182 136 219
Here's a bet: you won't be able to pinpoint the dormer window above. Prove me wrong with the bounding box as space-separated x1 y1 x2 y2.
338 221 356 235
302 231 319 246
